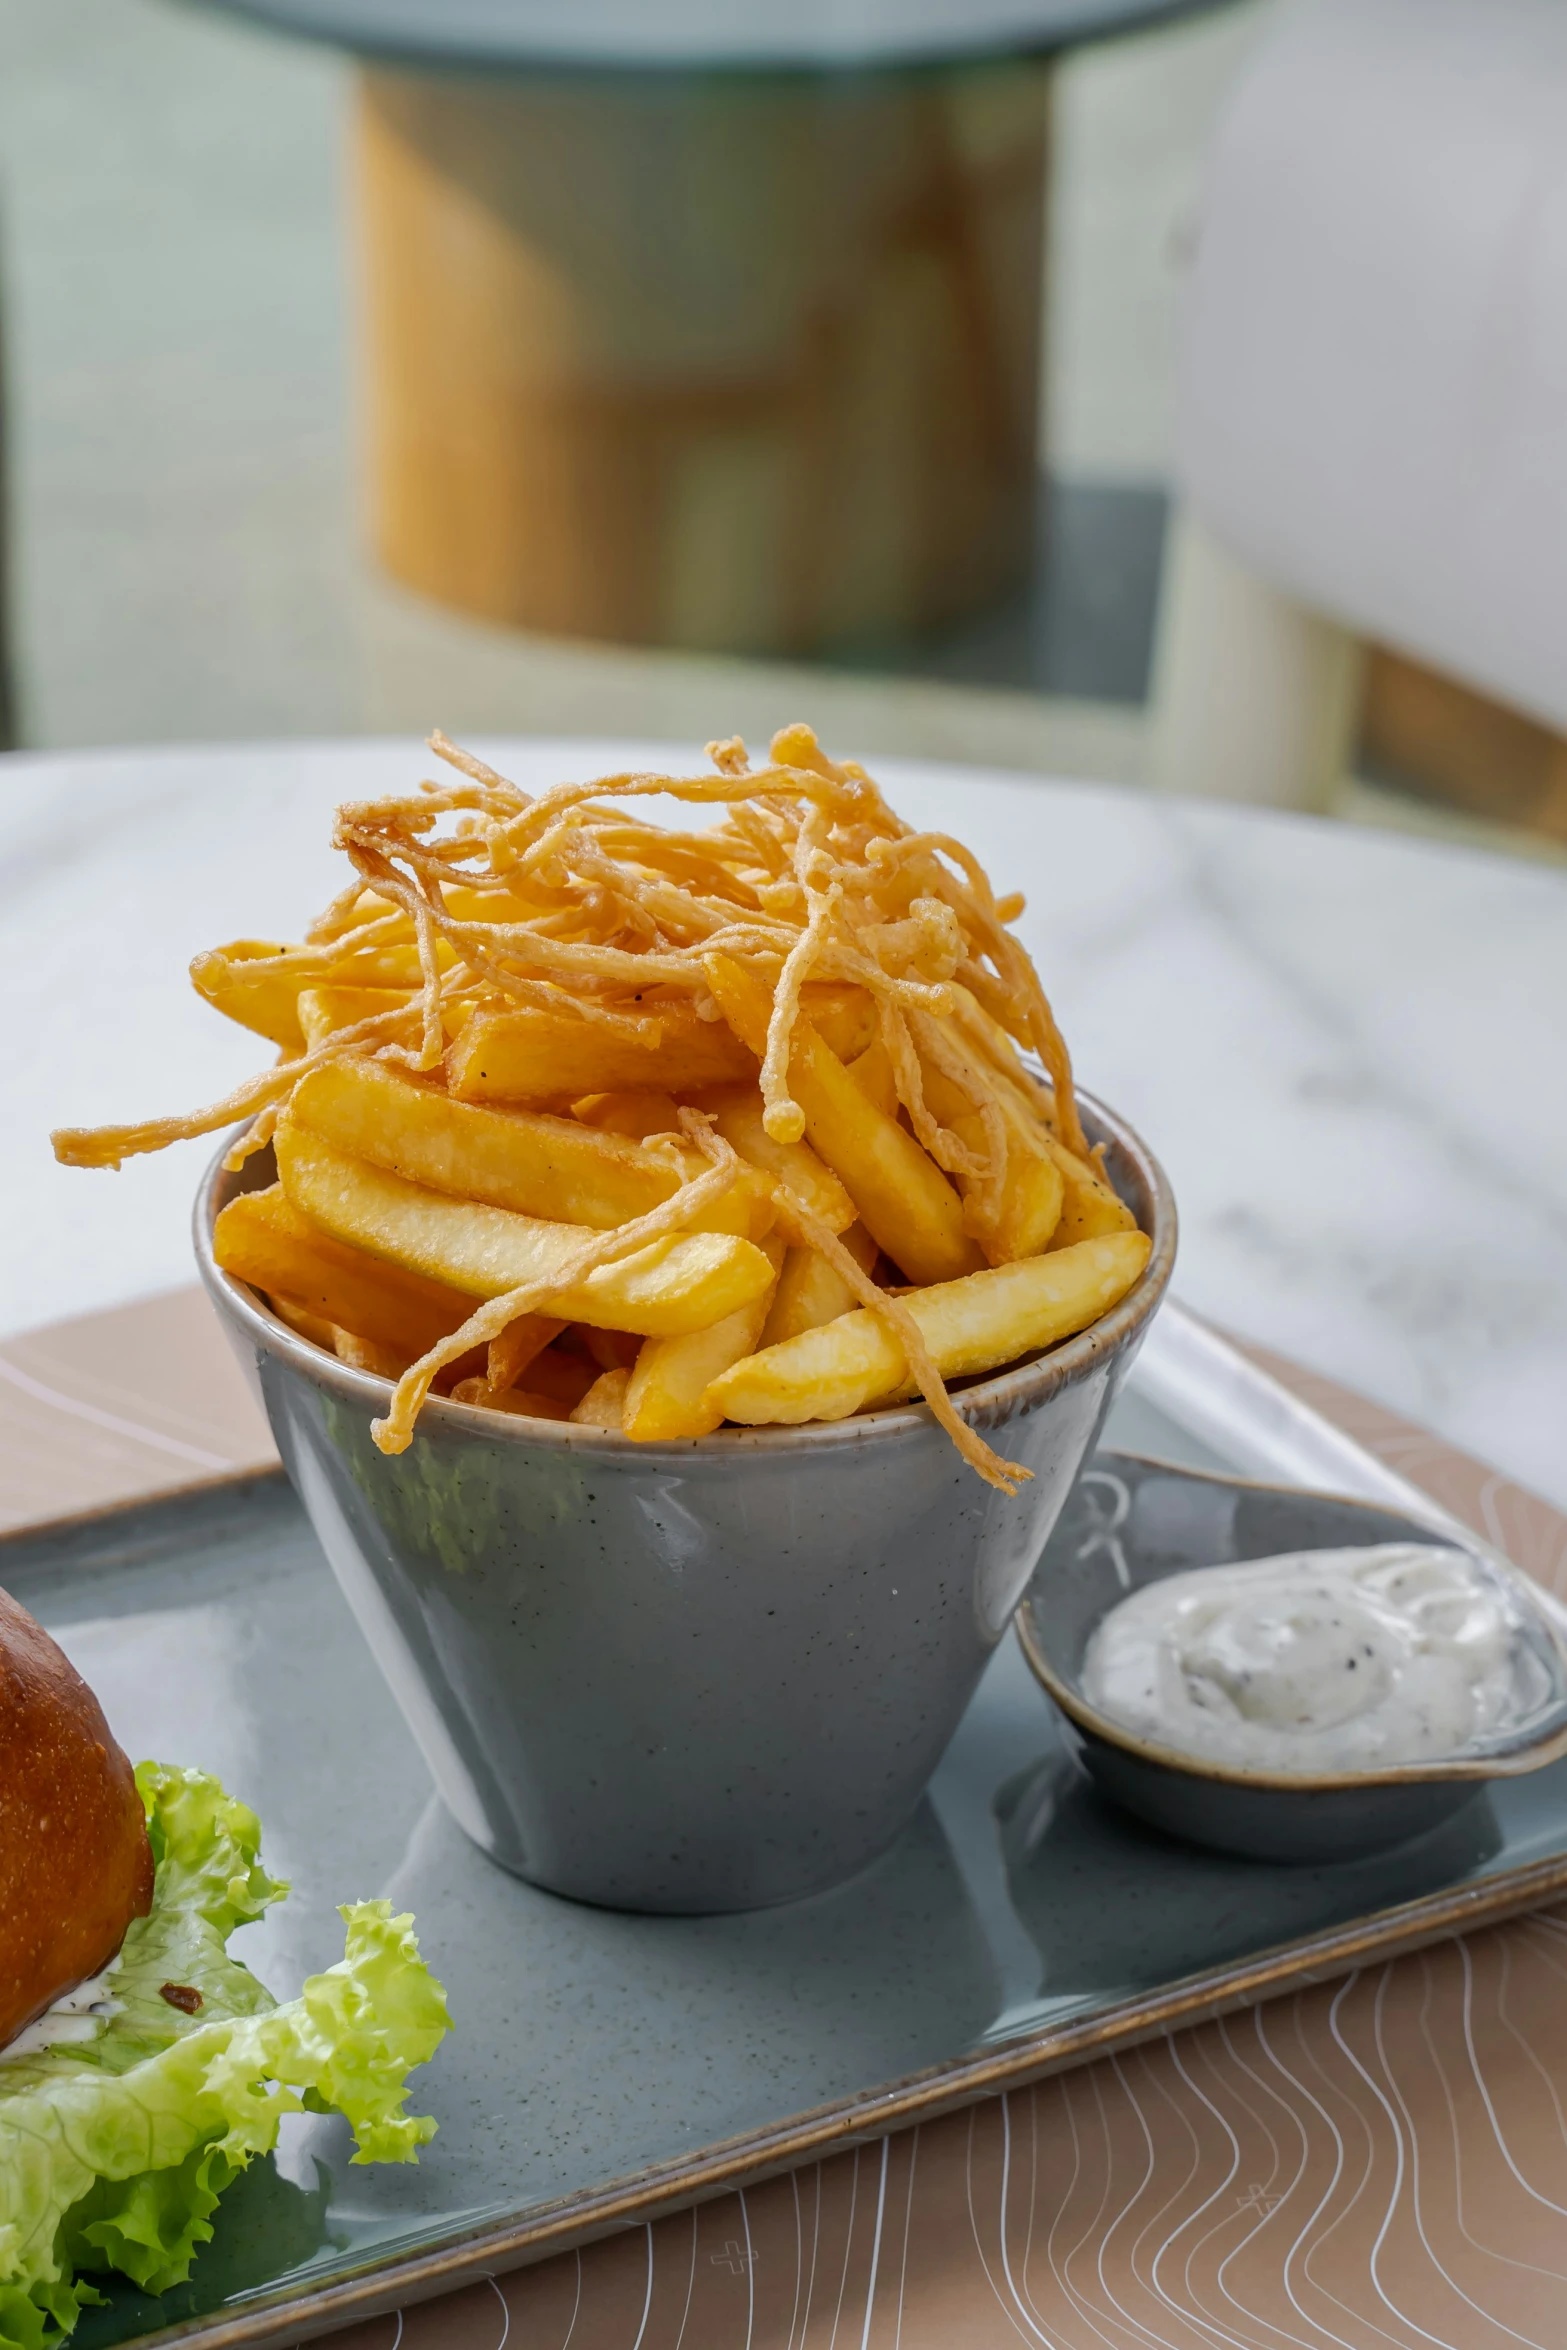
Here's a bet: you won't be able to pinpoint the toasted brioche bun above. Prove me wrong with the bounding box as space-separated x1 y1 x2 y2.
0 1586 154 2051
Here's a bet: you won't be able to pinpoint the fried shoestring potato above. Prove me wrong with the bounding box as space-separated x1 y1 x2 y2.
710 1231 1151 1427
53 721 1127 1477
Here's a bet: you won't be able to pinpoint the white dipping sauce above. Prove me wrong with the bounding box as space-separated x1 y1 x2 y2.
1081 1544 1553 1774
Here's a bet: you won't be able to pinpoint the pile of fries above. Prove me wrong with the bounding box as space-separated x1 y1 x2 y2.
52 726 1151 1493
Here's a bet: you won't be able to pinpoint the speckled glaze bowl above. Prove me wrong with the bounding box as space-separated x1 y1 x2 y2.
197 1090 1174 1915
1017 1454 1567 1863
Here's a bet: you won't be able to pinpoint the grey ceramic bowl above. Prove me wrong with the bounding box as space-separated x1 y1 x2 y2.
196 1089 1174 1915
1017 1452 1567 1863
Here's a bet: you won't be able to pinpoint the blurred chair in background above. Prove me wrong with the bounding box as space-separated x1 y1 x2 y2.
1149 0 1567 838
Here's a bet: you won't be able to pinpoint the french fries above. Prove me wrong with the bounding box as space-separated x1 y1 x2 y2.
759 1222 878 1349
570 1368 632 1427
274 1119 777 1337
448 999 755 1104
193 939 443 1048
704 956 982 1288
55 725 1154 1484
623 1236 786 1441
711 1232 1152 1425
213 1186 476 1359
696 1085 856 1234
297 985 416 1050
1045 1139 1139 1246
289 1059 689 1229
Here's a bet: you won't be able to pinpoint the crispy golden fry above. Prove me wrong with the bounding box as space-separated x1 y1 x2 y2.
917 1058 1063 1265
570 1368 630 1428
297 984 416 1050
189 941 310 1049
485 1313 567 1393
213 1185 475 1359
192 939 444 1048
623 1236 786 1442
332 1328 410 1379
450 1378 573 1421
267 1294 339 1352
577 1325 641 1372
705 956 982 1287
1044 1139 1138 1246
696 1085 855 1235
513 1348 597 1409
758 1222 878 1349
711 1231 1151 1426
845 1037 899 1121
572 1090 683 1140
795 984 877 1065
290 1058 686 1228
274 1119 776 1336
448 999 755 1105
290 1059 772 1239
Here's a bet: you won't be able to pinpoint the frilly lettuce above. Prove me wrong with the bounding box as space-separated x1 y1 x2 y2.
0 1764 449 2350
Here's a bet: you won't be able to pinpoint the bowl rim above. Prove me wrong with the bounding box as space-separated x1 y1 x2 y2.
1015 1453 1567 1793
193 1083 1177 1465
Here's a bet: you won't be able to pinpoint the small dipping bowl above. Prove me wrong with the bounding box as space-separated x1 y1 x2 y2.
197 1090 1174 1915
1016 1452 1567 1862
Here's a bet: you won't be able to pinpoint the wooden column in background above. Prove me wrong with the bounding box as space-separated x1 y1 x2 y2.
355 62 1050 656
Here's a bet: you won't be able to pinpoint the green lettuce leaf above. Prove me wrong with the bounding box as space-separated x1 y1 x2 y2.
0 1764 450 2350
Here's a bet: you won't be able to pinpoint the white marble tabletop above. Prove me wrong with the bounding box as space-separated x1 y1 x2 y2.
4 736 1564 1511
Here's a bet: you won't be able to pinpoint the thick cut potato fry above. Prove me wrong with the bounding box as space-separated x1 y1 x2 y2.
190 942 310 1049
448 999 755 1104
289 1058 771 1239
213 1185 475 1359
268 1294 339 1352
623 1236 785 1442
451 1379 573 1421
1044 1138 1138 1246
274 1119 776 1336
705 956 982 1287
697 1085 855 1234
917 1058 1063 1264
758 1222 878 1349
297 985 416 1050
571 1368 630 1427
796 984 876 1064
291 1058 681 1227
572 1090 683 1140
845 1037 899 1121
711 1230 1151 1425
192 940 444 1048
332 1328 410 1379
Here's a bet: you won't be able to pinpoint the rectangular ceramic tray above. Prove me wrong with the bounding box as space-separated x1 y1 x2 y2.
10 1306 1567 2350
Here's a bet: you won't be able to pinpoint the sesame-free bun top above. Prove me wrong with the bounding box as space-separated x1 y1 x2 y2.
0 1586 154 2050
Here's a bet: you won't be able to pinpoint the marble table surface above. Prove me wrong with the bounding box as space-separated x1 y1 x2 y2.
4 735 1564 1512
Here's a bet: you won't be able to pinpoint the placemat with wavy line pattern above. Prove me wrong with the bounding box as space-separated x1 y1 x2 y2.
5 1292 1564 2349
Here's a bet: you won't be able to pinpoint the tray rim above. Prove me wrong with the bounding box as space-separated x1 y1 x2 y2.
11 1324 1567 2350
